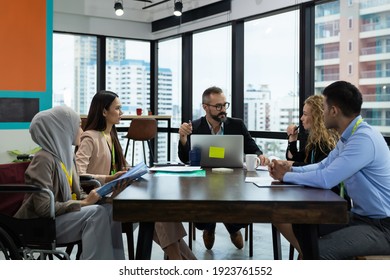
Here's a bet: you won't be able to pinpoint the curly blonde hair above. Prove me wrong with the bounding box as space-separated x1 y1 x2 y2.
304 95 339 162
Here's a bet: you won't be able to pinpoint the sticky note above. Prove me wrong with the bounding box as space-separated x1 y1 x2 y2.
209 146 225 158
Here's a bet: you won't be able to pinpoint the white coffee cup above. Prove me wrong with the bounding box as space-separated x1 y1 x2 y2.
245 154 260 171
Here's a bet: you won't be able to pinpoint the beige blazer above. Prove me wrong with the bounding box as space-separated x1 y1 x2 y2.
76 130 111 185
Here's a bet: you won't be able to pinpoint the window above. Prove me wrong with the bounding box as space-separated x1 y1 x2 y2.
192 26 232 120
244 10 300 158
105 38 150 164
158 37 182 162
105 38 150 114
53 33 97 114
348 17 353 29
348 40 353 52
348 63 353 75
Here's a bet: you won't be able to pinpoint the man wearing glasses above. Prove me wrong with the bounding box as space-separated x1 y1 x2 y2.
178 86 269 251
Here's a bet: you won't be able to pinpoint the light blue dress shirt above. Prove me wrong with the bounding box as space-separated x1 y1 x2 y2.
284 116 390 218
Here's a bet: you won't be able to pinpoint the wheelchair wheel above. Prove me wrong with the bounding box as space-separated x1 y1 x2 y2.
0 227 22 260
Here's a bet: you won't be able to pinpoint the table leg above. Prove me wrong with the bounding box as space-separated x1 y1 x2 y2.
271 225 282 260
135 222 155 260
293 224 319 260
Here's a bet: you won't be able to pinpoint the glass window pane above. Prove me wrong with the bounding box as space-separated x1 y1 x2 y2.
192 26 232 120
244 10 300 158
106 38 150 114
315 0 390 137
158 38 182 162
105 38 151 165
53 33 97 114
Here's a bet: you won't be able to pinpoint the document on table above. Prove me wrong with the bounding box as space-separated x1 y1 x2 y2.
245 175 302 188
154 170 206 177
149 166 202 172
256 165 269 171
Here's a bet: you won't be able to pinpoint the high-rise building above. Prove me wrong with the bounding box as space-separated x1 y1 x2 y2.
315 0 390 136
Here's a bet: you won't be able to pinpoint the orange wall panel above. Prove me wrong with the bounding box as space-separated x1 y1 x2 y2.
0 0 46 92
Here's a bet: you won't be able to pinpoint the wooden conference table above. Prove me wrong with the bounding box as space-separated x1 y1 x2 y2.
113 168 348 260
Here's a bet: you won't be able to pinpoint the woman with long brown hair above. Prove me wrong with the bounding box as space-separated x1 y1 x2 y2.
76 90 196 260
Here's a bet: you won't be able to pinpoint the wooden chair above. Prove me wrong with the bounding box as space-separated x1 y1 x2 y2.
122 118 157 166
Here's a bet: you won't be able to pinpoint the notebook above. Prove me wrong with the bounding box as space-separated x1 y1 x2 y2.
190 135 244 168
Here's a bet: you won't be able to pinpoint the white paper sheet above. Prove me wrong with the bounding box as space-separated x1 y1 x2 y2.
149 166 202 172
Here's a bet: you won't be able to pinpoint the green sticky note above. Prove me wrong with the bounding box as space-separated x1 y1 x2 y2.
209 146 225 158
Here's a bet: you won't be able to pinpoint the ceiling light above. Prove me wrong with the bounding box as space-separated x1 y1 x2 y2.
173 1 183 17
114 0 124 16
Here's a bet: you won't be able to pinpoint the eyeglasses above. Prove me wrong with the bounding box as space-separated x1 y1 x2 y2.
205 102 230 111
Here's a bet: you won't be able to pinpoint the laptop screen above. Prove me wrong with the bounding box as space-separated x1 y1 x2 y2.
190 135 244 168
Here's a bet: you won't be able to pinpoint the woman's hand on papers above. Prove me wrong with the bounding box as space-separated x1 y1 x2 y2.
105 170 127 183
110 178 132 199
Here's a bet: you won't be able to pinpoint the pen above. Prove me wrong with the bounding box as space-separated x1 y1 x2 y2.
287 125 299 139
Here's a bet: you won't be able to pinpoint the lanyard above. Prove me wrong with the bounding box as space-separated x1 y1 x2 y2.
310 149 315 164
339 118 363 198
102 131 117 175
60 161 76 200
351 118 363 134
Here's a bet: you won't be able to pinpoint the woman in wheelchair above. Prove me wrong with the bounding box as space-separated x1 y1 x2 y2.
76 90 196 260
14 106 125 260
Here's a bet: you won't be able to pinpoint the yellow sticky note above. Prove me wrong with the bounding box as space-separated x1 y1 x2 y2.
209 146 225 158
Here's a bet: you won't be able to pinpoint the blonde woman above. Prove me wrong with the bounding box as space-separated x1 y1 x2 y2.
277 95 339 259
286 95 339 166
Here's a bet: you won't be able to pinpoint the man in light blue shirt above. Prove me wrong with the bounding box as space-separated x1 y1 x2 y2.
270 80 390 259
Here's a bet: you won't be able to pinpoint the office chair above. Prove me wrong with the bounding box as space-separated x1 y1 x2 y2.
122 118 157 166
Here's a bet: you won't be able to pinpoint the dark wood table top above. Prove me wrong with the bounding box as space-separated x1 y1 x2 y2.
113 168 348 225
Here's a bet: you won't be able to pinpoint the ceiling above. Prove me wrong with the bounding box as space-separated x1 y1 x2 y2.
54 0 225 24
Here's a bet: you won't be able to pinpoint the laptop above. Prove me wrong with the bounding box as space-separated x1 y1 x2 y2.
190 135 244 168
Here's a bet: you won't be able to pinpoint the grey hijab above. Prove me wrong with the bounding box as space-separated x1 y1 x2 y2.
29 106 80 200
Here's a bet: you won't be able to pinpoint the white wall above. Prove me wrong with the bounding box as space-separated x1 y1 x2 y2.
54 13 153 40
1 131 36 163
53 0 312 40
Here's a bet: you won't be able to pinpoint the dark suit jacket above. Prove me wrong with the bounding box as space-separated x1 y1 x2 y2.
178 116 262 164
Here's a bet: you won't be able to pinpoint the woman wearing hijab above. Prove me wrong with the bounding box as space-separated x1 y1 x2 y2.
76 90 196 260
14 106 125 260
